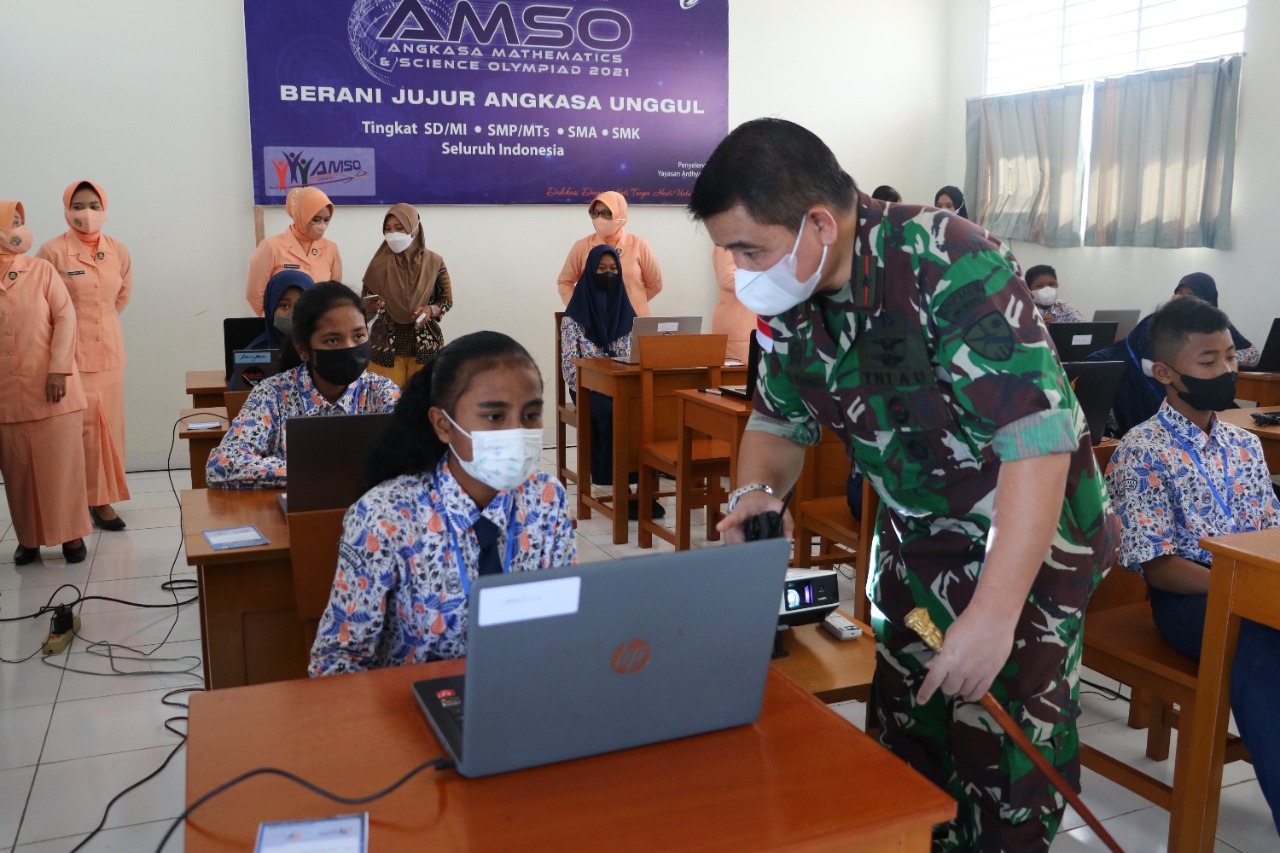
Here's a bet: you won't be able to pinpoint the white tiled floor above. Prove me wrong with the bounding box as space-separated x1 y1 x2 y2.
0 458 1275 852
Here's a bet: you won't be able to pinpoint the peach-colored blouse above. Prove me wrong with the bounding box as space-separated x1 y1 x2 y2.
711 247 755 363
246 230 342 316
35 232 131 372
0 254 86 423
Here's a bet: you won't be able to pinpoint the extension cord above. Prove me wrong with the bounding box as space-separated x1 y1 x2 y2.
42 615 81 655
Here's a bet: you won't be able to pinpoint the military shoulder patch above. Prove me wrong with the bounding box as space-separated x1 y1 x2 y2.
963 311 1015 362
934 280 986 324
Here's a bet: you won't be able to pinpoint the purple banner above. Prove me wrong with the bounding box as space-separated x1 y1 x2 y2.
244 1 728 205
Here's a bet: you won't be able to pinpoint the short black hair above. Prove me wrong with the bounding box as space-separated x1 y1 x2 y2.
871 185 902 203
1149 296 1232 365
365 331 541 485
1025 264 1056 286
279 280 364 370
688 118 856 228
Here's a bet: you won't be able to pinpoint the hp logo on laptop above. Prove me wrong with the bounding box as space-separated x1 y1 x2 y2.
611 640 651 674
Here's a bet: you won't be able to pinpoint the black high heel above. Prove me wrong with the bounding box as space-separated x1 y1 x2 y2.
89 506 126 532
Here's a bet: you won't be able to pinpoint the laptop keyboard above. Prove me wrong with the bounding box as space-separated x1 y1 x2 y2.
436 688 465 729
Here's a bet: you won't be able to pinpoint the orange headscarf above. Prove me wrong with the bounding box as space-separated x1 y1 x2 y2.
287 187 333 243
0 201 31 257
590 191 628 246
62 180 108 211
62 179 108 242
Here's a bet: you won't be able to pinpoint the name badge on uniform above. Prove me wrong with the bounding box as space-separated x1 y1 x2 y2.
852 254 883 313
283 263 301 269
96 252 105 260
67 270 86 276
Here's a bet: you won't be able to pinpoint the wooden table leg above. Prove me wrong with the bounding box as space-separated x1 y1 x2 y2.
676 397 693 550
576 389 593 523
611 383 630 545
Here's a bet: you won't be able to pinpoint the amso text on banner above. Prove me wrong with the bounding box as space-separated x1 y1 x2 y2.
244 0 728 205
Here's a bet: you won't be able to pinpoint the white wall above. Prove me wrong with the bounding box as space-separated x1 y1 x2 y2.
944 0 1280 350
7 0 953 468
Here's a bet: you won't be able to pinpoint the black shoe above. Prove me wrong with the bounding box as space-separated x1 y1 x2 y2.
89 506 126 532
62 540 88 564
651 500 666 519
627 500 666 521
14 545 40 565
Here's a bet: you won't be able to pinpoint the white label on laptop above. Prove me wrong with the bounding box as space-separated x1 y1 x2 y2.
477 576 581 627
656 321 679 333
186 420 222 430
1072 334 1092 346
255 813 367 852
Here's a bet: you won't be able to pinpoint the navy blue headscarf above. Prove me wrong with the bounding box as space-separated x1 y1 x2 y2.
935 185 969 220
1177 272 1219 307
563 244 635 348
249 269 314 349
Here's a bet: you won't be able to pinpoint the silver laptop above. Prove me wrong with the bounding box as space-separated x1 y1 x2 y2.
1092 309 1142 342
412 539 790 778
612 316 703 364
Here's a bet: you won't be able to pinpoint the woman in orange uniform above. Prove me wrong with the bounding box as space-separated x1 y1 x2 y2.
711 246 754 363
245 187 342 316
556 191 662 316
0 201 91 564
36 180 132 531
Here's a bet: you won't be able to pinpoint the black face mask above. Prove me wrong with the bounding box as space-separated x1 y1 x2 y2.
311 341 371 388
595 271 618 291
1172 368 1237 412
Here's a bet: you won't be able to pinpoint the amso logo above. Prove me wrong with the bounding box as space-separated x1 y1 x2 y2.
262 147 377 197
348 0 633 85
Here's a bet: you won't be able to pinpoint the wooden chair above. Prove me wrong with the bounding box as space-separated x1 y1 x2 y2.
1079 568 1250 842
285 507 347 653
224 390 250 420
793 480 874 624
554 312 579 491
636 334 731 550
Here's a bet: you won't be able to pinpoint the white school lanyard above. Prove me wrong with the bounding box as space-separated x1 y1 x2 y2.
448 499 520 600
1158 412 1239 534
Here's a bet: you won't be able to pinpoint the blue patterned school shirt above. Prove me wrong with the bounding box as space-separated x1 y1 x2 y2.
1105 400 1280 571
1040 299 1085 325
309 457 578 676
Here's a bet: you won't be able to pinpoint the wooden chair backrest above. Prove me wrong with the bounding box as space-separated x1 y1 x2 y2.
286 507 347 649
794 428 853 502
635 334 728 443
224 390 251 420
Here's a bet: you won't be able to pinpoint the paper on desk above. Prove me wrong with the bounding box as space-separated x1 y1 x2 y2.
478 576 581 627
186 420 222 430
256 813 367 853
203 525 270 550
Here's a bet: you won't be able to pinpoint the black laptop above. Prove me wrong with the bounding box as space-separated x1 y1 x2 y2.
223 317 264 380
1048 322 1119 363
279 413 394 514
719 332 762 400
1243 318 1280 372
1092 309 1141 342
1063 361 1125 445
228 348 280 390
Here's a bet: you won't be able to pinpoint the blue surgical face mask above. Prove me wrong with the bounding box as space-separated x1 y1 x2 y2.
733 215 829 316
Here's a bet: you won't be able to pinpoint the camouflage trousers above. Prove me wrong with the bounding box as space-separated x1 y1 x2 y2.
869 531 1087 853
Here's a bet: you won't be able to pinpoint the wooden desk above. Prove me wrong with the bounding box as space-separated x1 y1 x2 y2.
772 611 876 705
182 488 306 689
1234 371 1280 407
575 359 744 545
179 408 229 490
186 369 226 409
1217 405 1280 473
676 388 752 491
1171 529 1280 851
184 662 953 852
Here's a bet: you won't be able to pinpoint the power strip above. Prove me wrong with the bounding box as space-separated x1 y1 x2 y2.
42 614 81 656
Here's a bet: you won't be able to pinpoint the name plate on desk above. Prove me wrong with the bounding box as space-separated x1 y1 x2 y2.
256 813 368 852
203 525 270 550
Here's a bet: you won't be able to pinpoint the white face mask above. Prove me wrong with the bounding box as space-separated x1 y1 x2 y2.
384 231 414 253
1032 286 1058 308
733 215 829 316
444 411 542 492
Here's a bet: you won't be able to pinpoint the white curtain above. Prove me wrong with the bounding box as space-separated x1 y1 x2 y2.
1085 55 1241 249
964 84 1086 248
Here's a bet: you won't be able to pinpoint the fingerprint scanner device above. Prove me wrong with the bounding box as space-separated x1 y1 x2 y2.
612 316 703 364
772 568 841 658
229 348 280 391
280 412 393 515
1047 322 1118 363
412 539 789 778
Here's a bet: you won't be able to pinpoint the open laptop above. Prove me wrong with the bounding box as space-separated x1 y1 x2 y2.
279 412 394 514
1242 318 1280 372
223 317 264 380
612 316 703 364
1092 309 1141 343
413 538 790 778
228 348 280 390
1063 361 1126 444
719 331 762 400
1048 321 1118 363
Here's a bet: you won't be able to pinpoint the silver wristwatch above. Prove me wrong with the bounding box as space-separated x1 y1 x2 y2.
726 483 775 513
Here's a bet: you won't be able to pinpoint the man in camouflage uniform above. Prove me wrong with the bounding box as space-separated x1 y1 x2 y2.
690 119 1118 851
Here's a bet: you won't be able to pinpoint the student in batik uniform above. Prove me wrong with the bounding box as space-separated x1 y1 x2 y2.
35 180 133 531
206 281 399 489
1024 264 1085 325
690 119 1118 852
309 331 577 675
1106 297 1280 835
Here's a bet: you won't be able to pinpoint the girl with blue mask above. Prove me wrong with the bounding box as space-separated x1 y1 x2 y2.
310 331 577 675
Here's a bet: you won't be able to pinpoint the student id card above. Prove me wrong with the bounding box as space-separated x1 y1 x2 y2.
202 525 270 550
255 813 368 853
